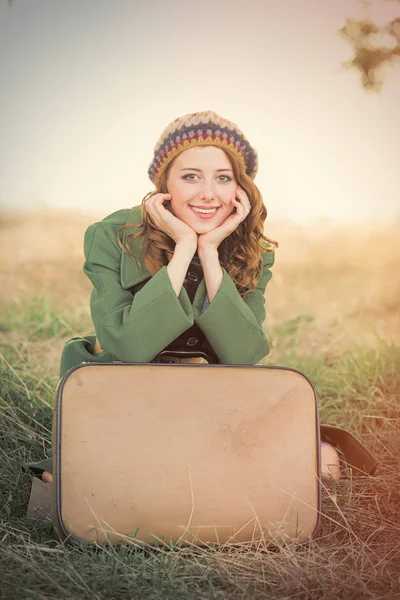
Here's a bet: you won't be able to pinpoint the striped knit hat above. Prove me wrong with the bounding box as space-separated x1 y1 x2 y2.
148 110 258 186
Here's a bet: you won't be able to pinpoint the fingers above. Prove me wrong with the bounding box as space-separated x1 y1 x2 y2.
235 187 251 210
144 193 196 244
144 193 172 226
211 187 250 240
232 187 250 222
145 193 172 212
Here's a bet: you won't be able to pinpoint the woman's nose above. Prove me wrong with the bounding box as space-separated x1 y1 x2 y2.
200 182 214 200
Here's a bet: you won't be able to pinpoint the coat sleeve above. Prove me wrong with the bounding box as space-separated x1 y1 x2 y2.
83 222 195 363
193 250 275 364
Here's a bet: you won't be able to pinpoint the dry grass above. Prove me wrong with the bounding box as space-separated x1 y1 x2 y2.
0 210 399 599
265 219 400 359
1 209 398 356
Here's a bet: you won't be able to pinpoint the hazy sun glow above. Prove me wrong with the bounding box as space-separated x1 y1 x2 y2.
0 0 399 224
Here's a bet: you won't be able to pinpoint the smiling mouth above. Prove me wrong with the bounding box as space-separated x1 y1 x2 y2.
189 206 220 215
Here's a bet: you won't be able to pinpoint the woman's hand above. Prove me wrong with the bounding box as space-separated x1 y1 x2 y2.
145 193 197 246
197 187 251 252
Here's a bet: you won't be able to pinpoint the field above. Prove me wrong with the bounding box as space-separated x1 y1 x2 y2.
0 210 399 599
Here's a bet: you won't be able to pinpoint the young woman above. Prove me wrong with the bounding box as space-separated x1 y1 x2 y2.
34 110 341 482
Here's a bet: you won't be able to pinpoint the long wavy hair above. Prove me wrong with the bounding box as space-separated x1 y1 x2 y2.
118 147 278 297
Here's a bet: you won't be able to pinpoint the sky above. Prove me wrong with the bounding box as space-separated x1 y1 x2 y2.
0 0 399 224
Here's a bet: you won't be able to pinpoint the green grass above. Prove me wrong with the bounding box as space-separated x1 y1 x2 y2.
1 300 400 599
0 296 92 340
266 338 400 444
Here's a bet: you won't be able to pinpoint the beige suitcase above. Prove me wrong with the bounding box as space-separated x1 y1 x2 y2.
30 357 377 547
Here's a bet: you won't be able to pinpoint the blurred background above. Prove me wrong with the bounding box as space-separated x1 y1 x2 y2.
0 0 399 371
0 0 399 223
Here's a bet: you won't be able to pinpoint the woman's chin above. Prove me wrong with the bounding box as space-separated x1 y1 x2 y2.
191 224 217 235
185 217 220 236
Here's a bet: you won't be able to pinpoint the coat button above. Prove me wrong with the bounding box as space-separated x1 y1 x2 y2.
187 271 199 283
186 337 198 347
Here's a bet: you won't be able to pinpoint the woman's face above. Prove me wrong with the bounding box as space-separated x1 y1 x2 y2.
166 146 238 234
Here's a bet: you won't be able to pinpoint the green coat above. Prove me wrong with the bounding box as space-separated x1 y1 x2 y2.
60 205 275 377
27 205 274 475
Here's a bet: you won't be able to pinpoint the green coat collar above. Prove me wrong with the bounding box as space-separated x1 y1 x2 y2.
120 206 152 289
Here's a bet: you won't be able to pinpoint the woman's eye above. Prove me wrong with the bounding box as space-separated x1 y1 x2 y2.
181 174 232 182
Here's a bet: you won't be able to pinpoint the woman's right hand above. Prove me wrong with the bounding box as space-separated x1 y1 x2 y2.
144 193 197 246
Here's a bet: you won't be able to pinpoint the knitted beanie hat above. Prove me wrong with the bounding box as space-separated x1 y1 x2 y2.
148 110 258 186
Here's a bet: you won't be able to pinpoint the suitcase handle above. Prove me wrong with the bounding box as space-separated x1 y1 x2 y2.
153 348 220 364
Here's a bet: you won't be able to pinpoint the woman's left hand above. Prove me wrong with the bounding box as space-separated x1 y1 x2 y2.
197 187 251 251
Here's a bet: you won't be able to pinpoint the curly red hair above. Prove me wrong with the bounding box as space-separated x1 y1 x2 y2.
118 147 278 297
